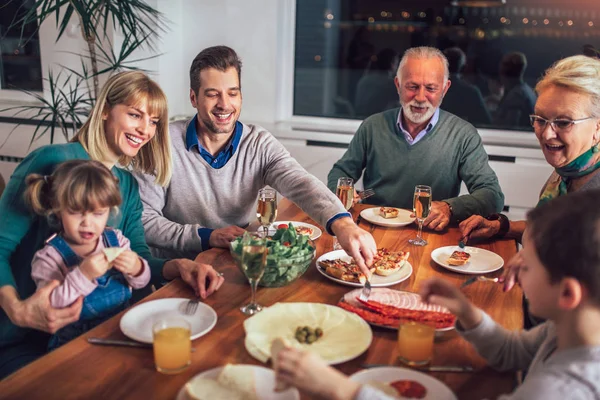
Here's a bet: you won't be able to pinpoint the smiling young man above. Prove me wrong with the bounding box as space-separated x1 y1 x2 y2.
328 46 504 231
135 46 376 274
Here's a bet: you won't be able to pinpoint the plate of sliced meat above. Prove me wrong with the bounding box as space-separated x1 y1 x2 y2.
337 288 455 332
316 249 412 288
431 246 504 275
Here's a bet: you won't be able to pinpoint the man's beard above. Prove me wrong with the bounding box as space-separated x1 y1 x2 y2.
200 114 237 134
401 99 438 124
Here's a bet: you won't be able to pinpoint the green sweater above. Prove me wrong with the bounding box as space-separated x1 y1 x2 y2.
0 142 165 346
327 109 504 221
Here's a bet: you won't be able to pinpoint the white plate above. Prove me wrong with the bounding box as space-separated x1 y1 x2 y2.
360 207 415 228
119 298 217 343
431 246 504 275
350 366 457 400
268 221 322 240
316 250 412 287
176 365 300 400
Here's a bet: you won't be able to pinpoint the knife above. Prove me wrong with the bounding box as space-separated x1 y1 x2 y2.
461 276 478 288
360 364 474 373
88 337 152 348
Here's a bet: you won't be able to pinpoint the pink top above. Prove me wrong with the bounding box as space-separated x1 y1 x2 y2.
31 229 151 308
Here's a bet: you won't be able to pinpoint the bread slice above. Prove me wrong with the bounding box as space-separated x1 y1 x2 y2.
373 251 410 276
185 377 246 400
270 338 291 392
216 364 258 400
447 251 471 266
103 247 125 263
379 207 399 219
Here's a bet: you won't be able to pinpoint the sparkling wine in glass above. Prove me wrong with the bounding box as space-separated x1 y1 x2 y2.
409 185 432 246
239 232 267 316
334 177 354 250
257 188 277 237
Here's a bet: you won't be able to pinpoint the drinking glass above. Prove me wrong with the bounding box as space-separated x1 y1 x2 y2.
257 188 277 237
409 185 432 246
152 317 191 374
397 321 435 366
239 232 268 315
334 177 354 250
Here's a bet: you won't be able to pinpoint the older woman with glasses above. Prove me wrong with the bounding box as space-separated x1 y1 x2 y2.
460 54 600 292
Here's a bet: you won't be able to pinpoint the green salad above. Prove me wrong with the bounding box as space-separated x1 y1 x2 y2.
231 223 315 287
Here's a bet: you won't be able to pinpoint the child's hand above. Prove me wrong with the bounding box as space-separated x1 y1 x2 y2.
419 277 482 330
80 253 111 281
111 250 143 277
275 347 360 400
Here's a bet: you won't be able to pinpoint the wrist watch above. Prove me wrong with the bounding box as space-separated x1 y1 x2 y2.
486 213 510 239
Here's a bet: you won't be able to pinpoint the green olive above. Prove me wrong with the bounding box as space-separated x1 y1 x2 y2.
306 334 317 344
315 328 323 337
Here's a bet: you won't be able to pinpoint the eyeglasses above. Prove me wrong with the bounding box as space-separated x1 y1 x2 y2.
529 115 593 133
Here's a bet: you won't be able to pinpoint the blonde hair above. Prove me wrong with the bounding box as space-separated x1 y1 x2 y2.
396 46 449 84
25 160 121 219
536 55 600 118
72 71 172 186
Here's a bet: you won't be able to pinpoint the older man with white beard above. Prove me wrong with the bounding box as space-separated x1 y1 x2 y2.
328 46 503 231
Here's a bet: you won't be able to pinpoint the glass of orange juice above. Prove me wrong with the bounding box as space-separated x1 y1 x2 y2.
397 321 435 366
152 317 191 374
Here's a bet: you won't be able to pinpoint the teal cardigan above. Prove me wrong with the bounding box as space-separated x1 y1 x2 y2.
0 142 166 346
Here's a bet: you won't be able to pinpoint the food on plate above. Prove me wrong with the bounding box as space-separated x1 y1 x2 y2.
447 250 471 266
318 248 409 282
390 380 427 399
276 223 314 237
184 364 258 400
379 207 399 219
270 338 290 392
367 381 401 398
294 326 323 344
103 247 125 262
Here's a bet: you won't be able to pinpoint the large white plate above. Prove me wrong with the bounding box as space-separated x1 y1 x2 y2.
360 207 415 228
431 246 504 275
244 302 372 365
316 250 412 288
269 221 322 240
176 365 300 400
119 298 217 343
350 366 457 400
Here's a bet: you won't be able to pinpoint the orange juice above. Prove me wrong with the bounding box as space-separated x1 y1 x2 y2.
153 326 191 374
397 322 435 366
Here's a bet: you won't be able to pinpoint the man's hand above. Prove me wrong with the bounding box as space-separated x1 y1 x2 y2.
163 259 225 299
423 201 451 231
419 277 482 330
459 215 500 242
209 226 246 249
352 190 361 206
1 283 83 334
498 251 524 292
330 217 376 278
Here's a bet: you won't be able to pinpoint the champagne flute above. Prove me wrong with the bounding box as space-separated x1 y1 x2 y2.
334 177 354 250
239 232 267 315
257 188 277 237
409 185 432 246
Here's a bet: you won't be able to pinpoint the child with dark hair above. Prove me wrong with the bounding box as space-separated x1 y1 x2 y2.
25 160 150 350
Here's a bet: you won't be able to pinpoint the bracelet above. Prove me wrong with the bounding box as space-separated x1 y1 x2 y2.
486 213 510 239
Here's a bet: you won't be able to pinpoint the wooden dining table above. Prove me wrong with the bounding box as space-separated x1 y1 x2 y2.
0 199 522 400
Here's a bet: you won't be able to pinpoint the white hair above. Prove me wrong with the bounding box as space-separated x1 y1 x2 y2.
536 55 600 118
396 46 450 84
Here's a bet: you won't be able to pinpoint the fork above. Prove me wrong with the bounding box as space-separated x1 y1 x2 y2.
461 276 499 288
358 189 375 201
181 298 199 315
359 279 372 302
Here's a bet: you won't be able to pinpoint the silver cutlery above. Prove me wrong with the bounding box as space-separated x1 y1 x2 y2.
461 276 500 288
358 189 375 201
359 279 371 302
181 298 200 315
88 338 196 352
360 363 474 373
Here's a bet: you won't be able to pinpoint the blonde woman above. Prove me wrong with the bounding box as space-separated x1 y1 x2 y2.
460 55 600 292
0 71 224 378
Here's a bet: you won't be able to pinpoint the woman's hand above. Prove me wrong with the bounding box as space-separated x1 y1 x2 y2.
163 259 225 299
419 277 482 330
275 347 361 400
112 250 143 277
498 251 524 292
0 283 82 334
459 215 500 242
79 253 111 281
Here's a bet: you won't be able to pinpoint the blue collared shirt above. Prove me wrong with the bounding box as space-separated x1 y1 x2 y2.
186 115 243 250
396 107 440 145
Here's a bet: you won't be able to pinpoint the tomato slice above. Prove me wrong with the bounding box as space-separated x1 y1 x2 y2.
283 241 291 246
277 224 289 229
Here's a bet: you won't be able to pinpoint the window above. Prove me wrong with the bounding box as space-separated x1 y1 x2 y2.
0 0 43 91
293 0 600 131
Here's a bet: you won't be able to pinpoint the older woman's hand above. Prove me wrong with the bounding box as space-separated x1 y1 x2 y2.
0 282 83 334
459 215 500 242
163 259 224 299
